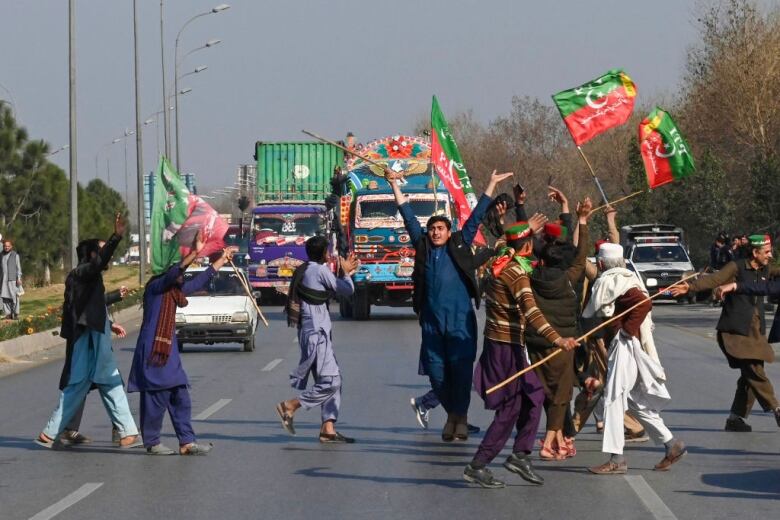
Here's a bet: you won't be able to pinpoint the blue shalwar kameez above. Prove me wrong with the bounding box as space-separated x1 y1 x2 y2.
128 264 215 448
399 195 491 416
289 262 354 422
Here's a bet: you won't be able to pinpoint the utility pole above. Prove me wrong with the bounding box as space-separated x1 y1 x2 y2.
68 0 78 270
133 0 147 284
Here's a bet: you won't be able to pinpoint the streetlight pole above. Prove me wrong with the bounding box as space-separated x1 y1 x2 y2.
122 129 135 206
174 4 230 172
68 0 78 270
133 0 147 285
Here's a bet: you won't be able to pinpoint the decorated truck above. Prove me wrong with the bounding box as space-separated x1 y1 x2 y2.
337 135 454 320
246 142 343 299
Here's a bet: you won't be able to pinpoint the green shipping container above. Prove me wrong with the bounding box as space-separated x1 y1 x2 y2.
254 141 344 202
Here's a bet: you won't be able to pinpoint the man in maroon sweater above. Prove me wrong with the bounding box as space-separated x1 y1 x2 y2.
582 243 686 475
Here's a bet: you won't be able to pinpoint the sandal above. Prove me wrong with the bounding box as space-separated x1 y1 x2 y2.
275 402 296 435
539 445 565 461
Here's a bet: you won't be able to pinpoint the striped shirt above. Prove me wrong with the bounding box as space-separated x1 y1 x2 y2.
484 262 562 346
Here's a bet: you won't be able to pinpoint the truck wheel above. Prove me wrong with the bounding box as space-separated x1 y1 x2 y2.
353 288 371 321
243 334 256 352
339 297 353 319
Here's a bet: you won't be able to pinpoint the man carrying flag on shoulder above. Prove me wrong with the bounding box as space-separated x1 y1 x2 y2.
671 234 780 432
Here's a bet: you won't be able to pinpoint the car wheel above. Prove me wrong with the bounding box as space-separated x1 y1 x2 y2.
243 334 256 352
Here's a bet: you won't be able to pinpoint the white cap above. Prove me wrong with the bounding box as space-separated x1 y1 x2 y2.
598 243 624 259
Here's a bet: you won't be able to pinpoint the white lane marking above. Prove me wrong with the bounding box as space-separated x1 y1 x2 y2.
193 398 232 421
261 358 283 372
29 482 103 520
624 475 678 520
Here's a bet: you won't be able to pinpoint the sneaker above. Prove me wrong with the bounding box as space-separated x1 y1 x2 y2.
504 453 544 485
463 464 505 489
625 430 650 443
61 430 92 445
410 398 429 430
724 417 752 432
467 423 481 434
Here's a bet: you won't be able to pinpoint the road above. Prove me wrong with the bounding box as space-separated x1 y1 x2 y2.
1 303 779 519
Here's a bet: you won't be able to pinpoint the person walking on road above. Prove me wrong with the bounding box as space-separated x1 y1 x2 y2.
671 234 780 431
585 243 686 475
1 239 23 319
388 168 513 442
464 219 579 488
276 236 359 443
36 216 141 449
128 234 236 455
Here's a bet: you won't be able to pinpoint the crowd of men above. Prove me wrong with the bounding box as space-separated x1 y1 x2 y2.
28 167 780 489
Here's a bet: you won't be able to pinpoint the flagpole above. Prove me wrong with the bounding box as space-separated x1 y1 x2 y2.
485 271 700 395
228 257 269 328
302 130 388 170
589 190 644 213
576 146 610 205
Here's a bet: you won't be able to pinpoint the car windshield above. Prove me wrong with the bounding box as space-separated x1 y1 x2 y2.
252 214 323 237
632 245 689 263
182 271 246 297
359 199 443 220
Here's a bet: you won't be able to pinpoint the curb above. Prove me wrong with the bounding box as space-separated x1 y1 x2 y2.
0 306 143 360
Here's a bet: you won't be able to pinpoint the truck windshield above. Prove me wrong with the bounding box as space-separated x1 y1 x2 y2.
183 271 247 297
252 214 324 237
359 199 442 220
632 245 689 263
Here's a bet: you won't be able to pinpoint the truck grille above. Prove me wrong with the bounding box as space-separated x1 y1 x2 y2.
641 270 682 286
211 314 232 324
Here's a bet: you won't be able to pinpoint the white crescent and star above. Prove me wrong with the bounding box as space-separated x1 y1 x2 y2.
585 90 608 109
655 140 676 158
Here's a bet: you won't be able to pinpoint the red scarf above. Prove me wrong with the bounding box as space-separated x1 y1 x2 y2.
149 287 188 367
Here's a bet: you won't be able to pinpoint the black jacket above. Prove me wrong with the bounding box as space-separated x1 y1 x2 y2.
736 278 780 342
717 260 768 337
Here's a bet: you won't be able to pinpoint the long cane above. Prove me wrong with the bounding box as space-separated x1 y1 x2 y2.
228 257 269 328
485 271 700 395
302 130 389 170
589 190 645 214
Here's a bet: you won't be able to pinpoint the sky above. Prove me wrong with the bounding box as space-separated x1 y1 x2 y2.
1 0 717 203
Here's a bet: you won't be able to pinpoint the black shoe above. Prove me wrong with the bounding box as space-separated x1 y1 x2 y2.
774 408 780 428
463 464 505 489
319 432 355 444
466 423 480 434
724 417 752 432
503 453 544 485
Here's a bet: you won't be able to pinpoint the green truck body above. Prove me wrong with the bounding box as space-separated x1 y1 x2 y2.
254 141 344 202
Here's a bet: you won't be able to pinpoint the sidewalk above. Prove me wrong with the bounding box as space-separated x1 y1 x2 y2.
0 305 143 361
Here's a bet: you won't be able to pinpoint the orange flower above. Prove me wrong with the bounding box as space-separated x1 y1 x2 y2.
26 327 34 335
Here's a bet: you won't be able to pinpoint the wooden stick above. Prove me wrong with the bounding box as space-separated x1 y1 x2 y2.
302 130 388 170
228 258 269 328
576 145 610 205
485 271 700 395
590 190 645 213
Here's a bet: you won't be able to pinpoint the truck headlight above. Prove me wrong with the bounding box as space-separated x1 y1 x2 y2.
645 278 658 288
232 311 250 323
175 313 186 324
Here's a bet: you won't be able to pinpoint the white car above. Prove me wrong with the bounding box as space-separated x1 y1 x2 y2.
175 266 259 352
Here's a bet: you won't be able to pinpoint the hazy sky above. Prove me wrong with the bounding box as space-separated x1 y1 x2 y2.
1 0 716 200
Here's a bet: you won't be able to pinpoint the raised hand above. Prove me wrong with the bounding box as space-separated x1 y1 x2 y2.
339 253 359 275
114 213 126 237
528 212 549 234
513 184 527 205
577 197 593 221
485 170 514 196
547 186 568 207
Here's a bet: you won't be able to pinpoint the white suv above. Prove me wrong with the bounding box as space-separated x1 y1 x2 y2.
175 267 259 352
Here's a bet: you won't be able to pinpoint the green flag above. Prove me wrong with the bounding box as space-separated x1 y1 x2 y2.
150 157 189 274
638 107 695 188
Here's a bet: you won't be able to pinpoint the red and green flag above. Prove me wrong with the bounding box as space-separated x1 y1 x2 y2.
431 95 482 240
552 69 637 146
638 107 695 189
150 157 228 274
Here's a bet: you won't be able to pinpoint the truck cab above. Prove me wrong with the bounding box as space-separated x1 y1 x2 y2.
621 224 696 302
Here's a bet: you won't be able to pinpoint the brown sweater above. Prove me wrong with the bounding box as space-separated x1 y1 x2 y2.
484 262 562 346
605 287 651 344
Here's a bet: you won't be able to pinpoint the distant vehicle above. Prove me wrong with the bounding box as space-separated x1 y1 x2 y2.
621 224 696 303
175 266 259 352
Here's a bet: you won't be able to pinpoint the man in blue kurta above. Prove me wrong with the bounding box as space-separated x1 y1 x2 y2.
128 236 237 455
387 168 514 441
276 236 360 443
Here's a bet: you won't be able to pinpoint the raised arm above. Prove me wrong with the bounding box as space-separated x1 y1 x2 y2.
385 169 425 243
461 170 514 246
567 199 592 284
671 261 738 296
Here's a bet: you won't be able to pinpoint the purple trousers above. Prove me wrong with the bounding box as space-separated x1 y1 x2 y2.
140 385 196 448
473 338 545 465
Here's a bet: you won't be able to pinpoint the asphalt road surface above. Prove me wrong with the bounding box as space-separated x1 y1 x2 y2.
1 303 779 520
